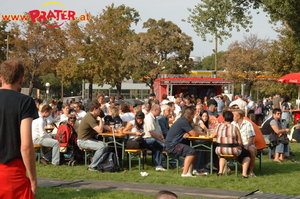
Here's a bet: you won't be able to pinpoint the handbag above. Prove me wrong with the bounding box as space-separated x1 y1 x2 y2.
278 134 289 145
255 107 262 115
126 136 144 149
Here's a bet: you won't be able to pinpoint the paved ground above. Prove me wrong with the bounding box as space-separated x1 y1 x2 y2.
37 177 300 199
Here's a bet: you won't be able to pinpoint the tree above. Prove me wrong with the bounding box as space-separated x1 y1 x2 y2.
9 21 60 96
186 0 254 44
0 21 9 63
95 4 140 99
123 18 194 92
200 51 226 70
219 34 269 96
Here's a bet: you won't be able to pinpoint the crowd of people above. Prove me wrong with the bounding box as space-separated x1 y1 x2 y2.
1 58 299 197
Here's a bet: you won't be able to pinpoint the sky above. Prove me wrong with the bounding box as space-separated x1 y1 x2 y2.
0 0 280 58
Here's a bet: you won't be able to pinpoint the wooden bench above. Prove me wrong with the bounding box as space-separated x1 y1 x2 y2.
79 148 95 166
220 154 238 176
125 149 147 171
163 151 179 173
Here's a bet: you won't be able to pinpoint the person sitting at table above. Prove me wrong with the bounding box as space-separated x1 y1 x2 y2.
193 110 219 175
120 103 135 126
165 106 200 177
143 104 166 171
212 111 250 178
73 102 86 123
123 111 145 137
158 104 171 138
77 101 109 171
97 93 109 115
55 103 71 123
32 104 60 166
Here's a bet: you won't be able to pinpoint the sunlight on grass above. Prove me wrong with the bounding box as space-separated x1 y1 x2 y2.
36 143 300 196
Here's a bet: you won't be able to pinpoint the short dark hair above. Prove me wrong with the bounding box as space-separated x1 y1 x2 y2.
89 100 100 112
40 104 52 113
0 58 24 84
223 111 234 122
183 106 195 118
272 108 282 115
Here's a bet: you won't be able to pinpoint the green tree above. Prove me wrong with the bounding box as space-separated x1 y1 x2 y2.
95 4 140 99
0 21 9 63
9 21 61 96
200 51 226 70
186 0 254 44
219 34 269 96
123 18 194 92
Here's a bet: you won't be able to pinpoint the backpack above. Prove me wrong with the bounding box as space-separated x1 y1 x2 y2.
97 152 120 172
55 122 77 153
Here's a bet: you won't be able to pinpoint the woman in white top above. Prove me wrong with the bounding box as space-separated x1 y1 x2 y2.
123 111 145 137
119 103 135 126
55 104 70 123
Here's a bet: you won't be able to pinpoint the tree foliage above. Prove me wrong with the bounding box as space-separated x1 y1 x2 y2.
9 20 64 96
200 51 226 70
123 18 194 91
0 21 9 63
94 4 140 99
186 0 256 44
219 34 269 96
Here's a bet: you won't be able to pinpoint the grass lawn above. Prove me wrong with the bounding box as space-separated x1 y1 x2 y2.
36 143 300 198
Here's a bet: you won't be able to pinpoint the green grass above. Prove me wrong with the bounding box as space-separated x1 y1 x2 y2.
36 143 300 197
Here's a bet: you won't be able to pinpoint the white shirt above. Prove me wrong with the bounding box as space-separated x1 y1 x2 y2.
120 112 135 122
229 98 247 112
55 114 69 123
247 101 255 110
232 119 255 146
144 112 162 139
174 104 181 116
32 113 52 140
76 110 87 123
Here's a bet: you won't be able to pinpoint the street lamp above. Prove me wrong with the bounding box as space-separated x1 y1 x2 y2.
45 82 50 102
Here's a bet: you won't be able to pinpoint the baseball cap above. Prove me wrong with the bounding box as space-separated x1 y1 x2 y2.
247 96 253 100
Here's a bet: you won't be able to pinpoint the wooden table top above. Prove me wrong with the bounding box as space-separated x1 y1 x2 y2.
99 132 126 138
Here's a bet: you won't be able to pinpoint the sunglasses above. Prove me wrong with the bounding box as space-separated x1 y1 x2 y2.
69 117 76 119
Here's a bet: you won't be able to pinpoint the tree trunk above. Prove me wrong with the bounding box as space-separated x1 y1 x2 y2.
116 82 122 100
28 73 35 97
88 79 93 100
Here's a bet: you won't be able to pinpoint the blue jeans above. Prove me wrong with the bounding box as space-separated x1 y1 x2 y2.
77 139 107 168
143 138 164 167
33 138 60 165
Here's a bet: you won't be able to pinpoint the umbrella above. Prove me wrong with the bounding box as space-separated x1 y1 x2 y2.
276 72 300 108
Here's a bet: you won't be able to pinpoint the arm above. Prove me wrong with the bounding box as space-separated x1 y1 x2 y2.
271 125 289 136
93 118 104 133
20 118 37 197
245 136 255 150
187 129 201 137
149 131 165 142
123 122 143 136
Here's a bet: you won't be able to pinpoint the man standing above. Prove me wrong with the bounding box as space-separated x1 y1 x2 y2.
232 109 256 177
77 101 108 171
246 96 255 122
143 104 166 171
0 59 38 198
229 95 247 113
165 107 200 177
272 93 281 110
